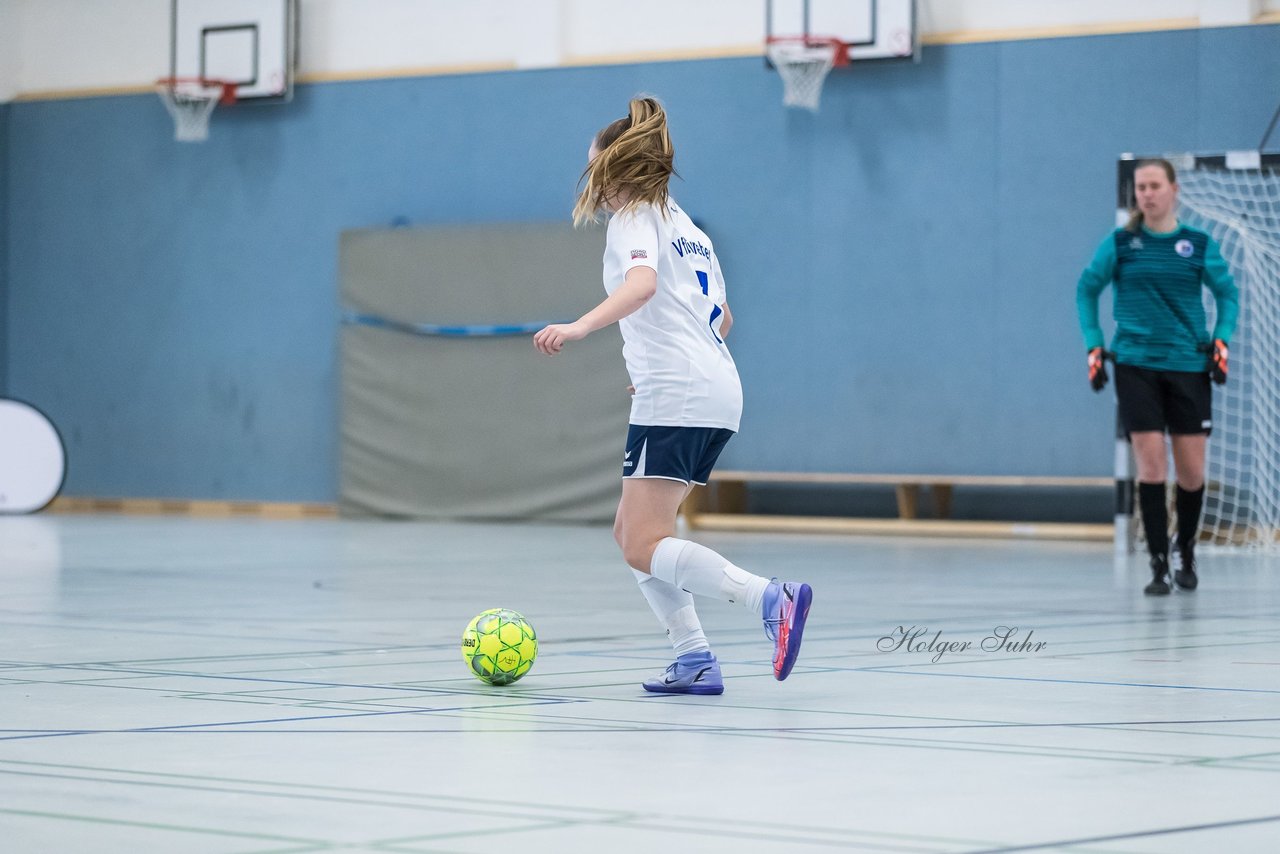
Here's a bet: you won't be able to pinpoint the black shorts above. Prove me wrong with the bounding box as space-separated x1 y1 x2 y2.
622 425 735 485
1115 364 1212 435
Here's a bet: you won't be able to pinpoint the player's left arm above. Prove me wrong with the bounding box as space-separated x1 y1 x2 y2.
718 303 733 339
1202 238 1238 384
711 253 731 339
1203 238 1239 344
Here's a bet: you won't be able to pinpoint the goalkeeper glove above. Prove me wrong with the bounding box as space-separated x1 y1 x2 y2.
1209 338 1228 385
1088 347 1108 392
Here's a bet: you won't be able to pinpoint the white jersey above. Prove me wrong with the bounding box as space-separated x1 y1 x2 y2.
603 198 742 431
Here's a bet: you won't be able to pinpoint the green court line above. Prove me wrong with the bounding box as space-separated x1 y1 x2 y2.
363 815 987 853
754 729 1227 764
1183 749 1280 767
0 761 633 819
708 728 1209 766
1094 725 1280 744
0 807 327 844
610 816 1004 852
0 760 995 850
963 811 1280 854
372 812 1155 854
364 819 580 848
0 760 1174 853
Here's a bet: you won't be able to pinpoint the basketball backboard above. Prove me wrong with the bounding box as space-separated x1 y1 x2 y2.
766 0 918 63
170 0 297 102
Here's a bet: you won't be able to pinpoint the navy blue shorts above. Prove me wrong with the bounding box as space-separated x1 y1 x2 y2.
622 425 735 485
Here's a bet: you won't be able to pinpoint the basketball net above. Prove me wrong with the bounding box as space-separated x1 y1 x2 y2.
156 78 235 142
767 38 846 111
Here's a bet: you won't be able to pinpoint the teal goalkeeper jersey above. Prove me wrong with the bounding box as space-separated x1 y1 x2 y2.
1076 224 1239 372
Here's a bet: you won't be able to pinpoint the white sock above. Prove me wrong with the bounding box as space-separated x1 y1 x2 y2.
632 568 710 657
649 538 771 615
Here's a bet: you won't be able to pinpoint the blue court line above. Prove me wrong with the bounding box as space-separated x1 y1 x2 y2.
857 665 1280 694
31 662 532 695
963 812 1280 853
0 618 431 648
4 662 589 706
6 715 1277 739
341 312 568 337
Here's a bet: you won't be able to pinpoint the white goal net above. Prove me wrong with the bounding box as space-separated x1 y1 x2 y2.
1175 157 1280 550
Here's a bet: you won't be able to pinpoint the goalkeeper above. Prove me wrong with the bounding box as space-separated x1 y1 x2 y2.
1076 158 1238 596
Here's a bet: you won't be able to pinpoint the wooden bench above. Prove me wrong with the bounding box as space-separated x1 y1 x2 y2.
681 470 1114 541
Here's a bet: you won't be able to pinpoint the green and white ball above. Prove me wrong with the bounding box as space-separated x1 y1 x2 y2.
461 608 538 685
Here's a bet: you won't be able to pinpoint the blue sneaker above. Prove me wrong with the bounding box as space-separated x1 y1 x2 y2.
642 651 724 695
762 580 813 681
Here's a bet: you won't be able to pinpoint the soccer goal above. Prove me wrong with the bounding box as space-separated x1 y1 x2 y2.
1115 152 1280 553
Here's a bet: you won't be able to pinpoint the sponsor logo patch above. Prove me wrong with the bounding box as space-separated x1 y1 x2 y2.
630 249 648 259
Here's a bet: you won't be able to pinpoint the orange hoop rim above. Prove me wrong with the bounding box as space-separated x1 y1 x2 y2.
766 35 850 67
155 77 239 106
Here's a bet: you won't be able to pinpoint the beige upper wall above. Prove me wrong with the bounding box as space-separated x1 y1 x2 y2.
924 0 1273 38
5 0 1279 101
0 2 21 102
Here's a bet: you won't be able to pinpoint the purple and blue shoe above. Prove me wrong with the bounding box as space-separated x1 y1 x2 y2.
763 580 813 681
642 651 724 695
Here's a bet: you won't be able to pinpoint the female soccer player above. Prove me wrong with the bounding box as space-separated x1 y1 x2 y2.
534 96 812 694
1077 158 1238 595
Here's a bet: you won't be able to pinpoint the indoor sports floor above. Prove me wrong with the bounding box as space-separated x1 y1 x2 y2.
3 514 1279 853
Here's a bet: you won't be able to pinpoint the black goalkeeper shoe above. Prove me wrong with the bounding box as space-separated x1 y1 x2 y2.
1144 554 1171 596
1174 545 1199 591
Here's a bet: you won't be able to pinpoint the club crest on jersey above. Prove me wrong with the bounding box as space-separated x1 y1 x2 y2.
1175 239 1194 258
671 236 712 261
630 249 648 259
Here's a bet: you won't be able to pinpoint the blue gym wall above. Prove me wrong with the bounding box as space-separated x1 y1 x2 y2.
4 24 1278 502
1 101 9 398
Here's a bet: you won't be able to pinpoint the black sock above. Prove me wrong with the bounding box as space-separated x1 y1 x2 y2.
1176 485 1204 550
1138 482 1169 562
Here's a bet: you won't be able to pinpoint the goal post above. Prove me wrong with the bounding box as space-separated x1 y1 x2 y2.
1115 152 1280 553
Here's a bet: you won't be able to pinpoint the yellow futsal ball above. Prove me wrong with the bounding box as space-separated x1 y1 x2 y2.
461 608 538 685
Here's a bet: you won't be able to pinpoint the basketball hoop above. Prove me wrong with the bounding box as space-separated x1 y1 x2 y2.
766 36 848 112
155 77 237 142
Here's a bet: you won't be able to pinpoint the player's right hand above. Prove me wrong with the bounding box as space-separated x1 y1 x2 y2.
1088 347 1108 392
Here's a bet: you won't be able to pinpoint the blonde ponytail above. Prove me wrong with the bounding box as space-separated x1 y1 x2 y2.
573 96 677 226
